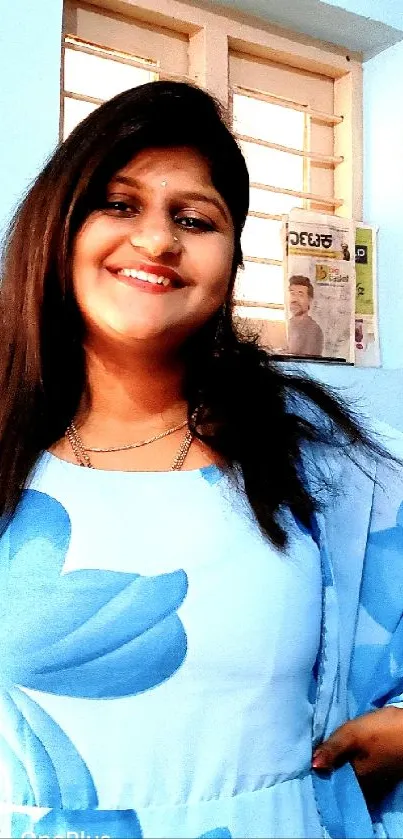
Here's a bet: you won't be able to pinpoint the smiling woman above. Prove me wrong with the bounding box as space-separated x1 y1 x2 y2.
72 147 235 350
1 81 403 839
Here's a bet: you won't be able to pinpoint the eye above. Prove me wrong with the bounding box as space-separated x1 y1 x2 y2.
174 214 215 232
103 200 138 217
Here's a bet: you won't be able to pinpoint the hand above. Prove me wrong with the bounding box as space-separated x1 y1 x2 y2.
312 707 403 803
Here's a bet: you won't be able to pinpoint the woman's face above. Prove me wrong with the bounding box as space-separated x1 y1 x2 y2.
72 146 235 353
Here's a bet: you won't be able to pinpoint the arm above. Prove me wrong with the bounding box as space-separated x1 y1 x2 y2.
313 706 403 802
313 430 403 833
305 319 324 357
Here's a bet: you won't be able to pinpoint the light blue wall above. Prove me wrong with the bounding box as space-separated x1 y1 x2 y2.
0 0 402 429
304 36 403 431
0 0 63 236
363 40 403 370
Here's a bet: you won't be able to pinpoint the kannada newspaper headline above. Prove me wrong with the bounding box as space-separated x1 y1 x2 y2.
285 209 356 363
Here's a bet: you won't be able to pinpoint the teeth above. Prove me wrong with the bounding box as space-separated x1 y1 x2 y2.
117 268 172 287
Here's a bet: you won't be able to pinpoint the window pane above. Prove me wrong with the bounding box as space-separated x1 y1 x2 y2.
234 304 285 321
241 216 283 261
64 47 155 101
63 96 98 138
233 93 305 150
249 187 303 215
234 306 287 353
240 140 304 191
234 263 284 305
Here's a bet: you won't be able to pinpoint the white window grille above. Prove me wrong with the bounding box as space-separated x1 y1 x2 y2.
61 1 361 353
229 57 345 348
62 35 158 139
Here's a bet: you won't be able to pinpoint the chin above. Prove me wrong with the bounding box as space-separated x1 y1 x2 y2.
112 325 169 343
86 309 209 350
85 315 163 345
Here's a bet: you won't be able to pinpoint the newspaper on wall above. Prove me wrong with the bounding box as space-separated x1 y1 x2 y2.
354 225 380 367
284 209 356 363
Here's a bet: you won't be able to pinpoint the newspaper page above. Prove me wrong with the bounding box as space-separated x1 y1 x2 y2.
284 209 356 362
355 225 380 367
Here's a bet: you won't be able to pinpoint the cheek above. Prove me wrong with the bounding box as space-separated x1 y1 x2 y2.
72 223 114 296
73 218 117 269
195 239 234 294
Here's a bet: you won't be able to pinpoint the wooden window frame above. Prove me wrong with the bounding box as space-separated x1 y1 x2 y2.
67 0 362 220
62 0 363 329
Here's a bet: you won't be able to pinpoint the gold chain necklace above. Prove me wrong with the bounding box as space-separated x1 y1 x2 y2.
65 419 193 471
69 419 187 452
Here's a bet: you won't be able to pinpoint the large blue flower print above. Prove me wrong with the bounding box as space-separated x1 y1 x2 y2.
358 500 403 632
0 489 188 815
0 490 188 697
351 500 403 712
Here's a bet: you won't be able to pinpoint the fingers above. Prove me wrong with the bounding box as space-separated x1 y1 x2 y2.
313 707 403 808
313 720 358 770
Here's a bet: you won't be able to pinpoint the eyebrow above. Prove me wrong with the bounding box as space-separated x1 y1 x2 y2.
109 176 230 223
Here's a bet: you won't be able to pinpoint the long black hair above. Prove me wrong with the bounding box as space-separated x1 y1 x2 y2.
0 80 381 546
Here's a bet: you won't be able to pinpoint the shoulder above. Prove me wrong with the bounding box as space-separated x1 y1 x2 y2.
310 421 403 587
307 316 323 334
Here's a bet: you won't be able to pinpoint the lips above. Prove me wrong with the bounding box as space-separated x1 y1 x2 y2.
107 262 184 290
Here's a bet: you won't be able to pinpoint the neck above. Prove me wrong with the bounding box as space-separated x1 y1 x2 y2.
77 339 187 438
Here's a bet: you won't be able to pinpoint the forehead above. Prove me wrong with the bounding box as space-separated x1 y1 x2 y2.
290 284 309 293
111 146 213 187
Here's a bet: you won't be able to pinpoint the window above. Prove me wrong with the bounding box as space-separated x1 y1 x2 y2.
62 35 158 139
62 1 190 138
228 50 349 349
62 0 362 351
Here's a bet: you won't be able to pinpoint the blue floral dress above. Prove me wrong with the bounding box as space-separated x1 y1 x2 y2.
0 452 326 838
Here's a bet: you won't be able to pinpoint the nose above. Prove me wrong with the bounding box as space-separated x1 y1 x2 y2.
129 213 180 258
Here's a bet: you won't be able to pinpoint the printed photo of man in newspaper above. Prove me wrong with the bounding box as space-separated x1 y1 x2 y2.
287 275 324 357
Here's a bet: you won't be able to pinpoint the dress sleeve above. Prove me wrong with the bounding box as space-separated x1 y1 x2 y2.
349 428 403 837
350 446 403 714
